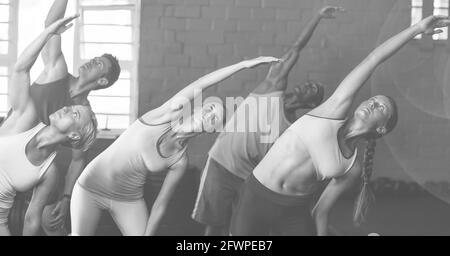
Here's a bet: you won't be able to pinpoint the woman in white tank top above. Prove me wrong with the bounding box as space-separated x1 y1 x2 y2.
0 16 98 236
230 15 449 236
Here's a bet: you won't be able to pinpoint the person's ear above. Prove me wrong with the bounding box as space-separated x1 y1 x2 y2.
97 77 109 87
376 126 386 135
68 132 81 143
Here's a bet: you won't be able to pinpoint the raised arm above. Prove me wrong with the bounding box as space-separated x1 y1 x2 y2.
310 15 450 119
312 161 361 236
173 56 278 102
148 56 279 122
257 6 344 94
39 0 69 82
9 15 78 113
144 159 187 236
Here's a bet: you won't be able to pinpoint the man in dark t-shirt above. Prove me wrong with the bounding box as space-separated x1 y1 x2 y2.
25 0 121 236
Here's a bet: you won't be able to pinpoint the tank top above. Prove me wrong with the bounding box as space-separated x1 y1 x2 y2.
0 123 57 223
78 118 187 201
287 114 358 180
30 75 86 125
2 76 79 126
208 91 291 180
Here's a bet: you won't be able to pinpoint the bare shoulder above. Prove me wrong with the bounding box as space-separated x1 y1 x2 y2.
140 107 169 124
307 96 345 120
0 107 37 135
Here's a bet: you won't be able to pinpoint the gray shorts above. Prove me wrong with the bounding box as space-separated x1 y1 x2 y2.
191 157 244 226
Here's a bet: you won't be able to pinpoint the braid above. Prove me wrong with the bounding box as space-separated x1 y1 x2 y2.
363 139 376 185
353 138 377 226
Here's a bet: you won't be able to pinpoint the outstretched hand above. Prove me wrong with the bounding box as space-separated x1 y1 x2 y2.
48 14 80 35
242 56 280 68
418 15 450 35
319 6 345 19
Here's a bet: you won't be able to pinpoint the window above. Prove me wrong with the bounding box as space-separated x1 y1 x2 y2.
75 0 140 135
0 0 18 118
411 0 449 40
411 0 423 39
433 0 449 40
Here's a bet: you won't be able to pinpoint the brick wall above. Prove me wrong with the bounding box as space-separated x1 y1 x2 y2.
138 0 450 184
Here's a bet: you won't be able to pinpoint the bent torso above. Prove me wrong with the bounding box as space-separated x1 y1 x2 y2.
253 129 321 196
78 114 187 201
254 114 357 196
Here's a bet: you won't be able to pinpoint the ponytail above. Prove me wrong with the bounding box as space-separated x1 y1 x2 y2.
353 138 376 226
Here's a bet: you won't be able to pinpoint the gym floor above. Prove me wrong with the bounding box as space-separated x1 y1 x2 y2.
93 170 450 236
331 194 450 236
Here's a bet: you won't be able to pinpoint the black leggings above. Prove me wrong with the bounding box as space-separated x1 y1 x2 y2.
230 174 315 236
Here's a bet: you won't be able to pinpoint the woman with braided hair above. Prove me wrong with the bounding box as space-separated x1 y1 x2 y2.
230 15 446 236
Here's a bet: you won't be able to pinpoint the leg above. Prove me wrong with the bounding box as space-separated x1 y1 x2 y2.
0 207 11 236
204 225 227 236
192 157 243 236
110 199 148 236
230 180 272 236
0 224 10 236
276 205 315 236
230 199 270 235
70 184 103 236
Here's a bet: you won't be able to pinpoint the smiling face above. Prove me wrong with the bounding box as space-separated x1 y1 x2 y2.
200 102 224 132
78 56 113 89
180 102 224 134
354 95 397 136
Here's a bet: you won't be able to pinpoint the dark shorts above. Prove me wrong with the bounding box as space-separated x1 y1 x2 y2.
191 157 245 227
230 174 315 236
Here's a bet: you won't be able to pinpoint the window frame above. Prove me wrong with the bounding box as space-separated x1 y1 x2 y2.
432 0 449 41
74 0 141 139
411 0 424 39
411 0 450 43
0 0 18 118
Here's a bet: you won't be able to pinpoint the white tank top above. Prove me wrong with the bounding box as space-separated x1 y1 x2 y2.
78 118 187 201
0 123 57 215
287 114 358 180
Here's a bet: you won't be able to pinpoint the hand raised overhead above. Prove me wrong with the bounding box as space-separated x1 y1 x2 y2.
242 56 281 68
48 14 80 35
417 15 450 35
319 6 345 19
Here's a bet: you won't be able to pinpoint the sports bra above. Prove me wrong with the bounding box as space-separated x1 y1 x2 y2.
288 114 358 180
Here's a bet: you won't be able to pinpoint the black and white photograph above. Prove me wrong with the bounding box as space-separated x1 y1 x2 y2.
0 0 450 238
